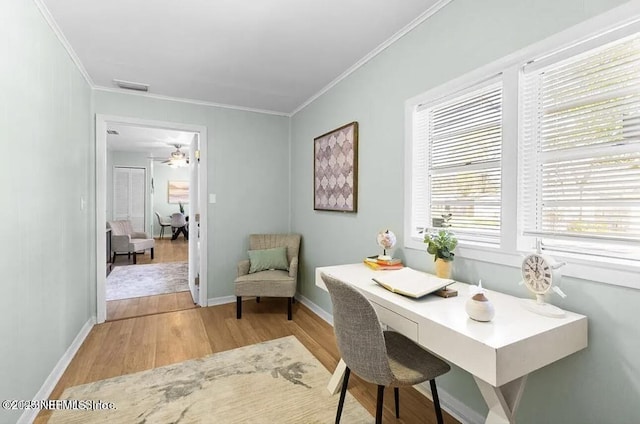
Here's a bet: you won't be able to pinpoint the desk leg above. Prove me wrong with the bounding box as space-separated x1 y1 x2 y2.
327 358 347 395
474 375 528 424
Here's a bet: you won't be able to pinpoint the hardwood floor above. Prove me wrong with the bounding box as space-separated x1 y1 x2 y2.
36 299 460 424
106 237 195 321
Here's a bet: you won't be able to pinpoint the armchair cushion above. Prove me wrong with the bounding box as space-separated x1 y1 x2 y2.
248 246 289 273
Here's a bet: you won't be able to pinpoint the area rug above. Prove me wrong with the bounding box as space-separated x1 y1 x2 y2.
49 336 371 423
106 262 189 301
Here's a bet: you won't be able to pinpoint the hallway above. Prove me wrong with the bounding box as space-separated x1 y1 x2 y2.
106 238 196 321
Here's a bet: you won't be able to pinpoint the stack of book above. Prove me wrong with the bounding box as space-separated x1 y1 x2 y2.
363 256 403 270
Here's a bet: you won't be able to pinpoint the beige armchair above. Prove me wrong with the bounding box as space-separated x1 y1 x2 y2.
107 220 155 264
235 234 301 320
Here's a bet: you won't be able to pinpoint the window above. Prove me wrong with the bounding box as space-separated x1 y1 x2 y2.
405 7 640 285
520 32 640 261
409 79 503 245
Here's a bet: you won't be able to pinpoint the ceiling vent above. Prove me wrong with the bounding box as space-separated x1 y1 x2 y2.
106 129 119 135
113 79 149 92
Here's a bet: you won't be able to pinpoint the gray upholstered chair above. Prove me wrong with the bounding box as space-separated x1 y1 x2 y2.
155 212 171 239
235 234 301 320
107 220 155 264
321 273 450 424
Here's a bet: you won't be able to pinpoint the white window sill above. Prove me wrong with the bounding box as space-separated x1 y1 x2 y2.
406 237 640 290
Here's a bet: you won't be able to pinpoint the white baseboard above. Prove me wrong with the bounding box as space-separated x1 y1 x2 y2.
295 293 333 325
206 295 236 306
18 316 96 424
415 382 484 424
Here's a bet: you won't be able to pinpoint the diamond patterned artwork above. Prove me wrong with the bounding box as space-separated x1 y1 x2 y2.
314 122 358 212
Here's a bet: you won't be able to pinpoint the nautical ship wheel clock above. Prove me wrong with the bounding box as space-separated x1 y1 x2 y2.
520 252 567 318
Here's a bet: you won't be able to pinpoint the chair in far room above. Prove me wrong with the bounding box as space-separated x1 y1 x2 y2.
107 220 155 265
170 212 188 240
235 234 301 320
155 212 171 239
321 273 451 424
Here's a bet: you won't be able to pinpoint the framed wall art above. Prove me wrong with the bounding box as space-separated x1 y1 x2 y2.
314 121 358 212
168 180 189 204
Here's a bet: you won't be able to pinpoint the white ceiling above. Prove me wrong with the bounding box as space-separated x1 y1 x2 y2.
107 123 194 159
40 0 443 114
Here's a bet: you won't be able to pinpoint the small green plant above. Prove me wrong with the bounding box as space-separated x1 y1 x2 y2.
178 202 185 214
424 229 458 262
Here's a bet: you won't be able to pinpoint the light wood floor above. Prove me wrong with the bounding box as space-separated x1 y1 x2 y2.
36 300 460 424
107 237 196 321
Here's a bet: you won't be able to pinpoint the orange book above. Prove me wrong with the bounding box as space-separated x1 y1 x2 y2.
363 260 404 270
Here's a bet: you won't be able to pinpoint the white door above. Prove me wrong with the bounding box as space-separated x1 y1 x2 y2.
188 135 199 303
114 167 146 232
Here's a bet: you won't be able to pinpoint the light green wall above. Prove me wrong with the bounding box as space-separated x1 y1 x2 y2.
94 91 291 298
290 0 639 423
0 1 94 423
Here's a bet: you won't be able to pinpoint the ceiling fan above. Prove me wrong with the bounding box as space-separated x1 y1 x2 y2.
162 144 189 167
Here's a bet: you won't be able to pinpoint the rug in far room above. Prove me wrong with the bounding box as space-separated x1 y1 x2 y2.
48 335 372 423
106 261 189 301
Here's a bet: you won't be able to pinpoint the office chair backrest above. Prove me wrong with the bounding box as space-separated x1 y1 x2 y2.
321 273 394 386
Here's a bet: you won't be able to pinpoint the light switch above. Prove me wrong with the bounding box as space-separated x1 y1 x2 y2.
209 194 216 204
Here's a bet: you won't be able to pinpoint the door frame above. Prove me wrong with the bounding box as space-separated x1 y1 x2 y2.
96 114 209 323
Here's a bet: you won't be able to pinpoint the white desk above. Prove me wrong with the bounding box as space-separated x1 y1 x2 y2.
316 263 588 424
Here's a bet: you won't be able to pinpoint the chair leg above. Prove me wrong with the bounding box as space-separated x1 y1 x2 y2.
151 247 154 260
133 252 137 264
430 379 444 424
256 297 260 303
335 367 351 424
236 297 242 319
394 387 400 418
159 227 163 239
287 297 293 320
112 252 116 263
376 385 384 424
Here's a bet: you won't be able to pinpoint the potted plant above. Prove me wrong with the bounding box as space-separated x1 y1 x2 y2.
424 229 458 278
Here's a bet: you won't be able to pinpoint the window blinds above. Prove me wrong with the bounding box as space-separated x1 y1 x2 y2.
521 32 640 256
413 81 502 244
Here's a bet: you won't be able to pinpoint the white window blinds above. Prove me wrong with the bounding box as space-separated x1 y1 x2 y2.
521 32 640 258
413 80 503 244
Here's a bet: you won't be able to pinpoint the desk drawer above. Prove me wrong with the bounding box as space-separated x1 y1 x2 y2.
370 301 418 342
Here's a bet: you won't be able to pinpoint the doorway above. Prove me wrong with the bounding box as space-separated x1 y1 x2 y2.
96 115 208 323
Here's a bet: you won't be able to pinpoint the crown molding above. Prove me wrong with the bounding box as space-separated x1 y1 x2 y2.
290 0 453 116
33 0 453 118
94 86 291 117
32 0 95 88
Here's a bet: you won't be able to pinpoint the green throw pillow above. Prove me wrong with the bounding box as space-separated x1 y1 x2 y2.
248 246 289 273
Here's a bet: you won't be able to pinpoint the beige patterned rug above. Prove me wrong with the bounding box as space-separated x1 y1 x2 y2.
49 336 371 423
106 262 189 301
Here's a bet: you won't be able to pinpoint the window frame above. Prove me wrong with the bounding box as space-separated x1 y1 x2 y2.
404 6 640 289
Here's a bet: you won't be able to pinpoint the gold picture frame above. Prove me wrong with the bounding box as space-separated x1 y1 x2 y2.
313 122 358 212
